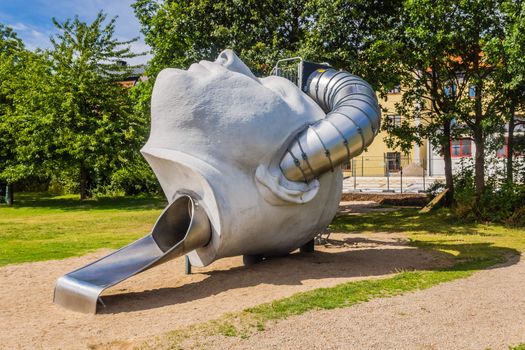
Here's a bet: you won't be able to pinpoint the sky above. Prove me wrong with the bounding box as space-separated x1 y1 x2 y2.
0 0 151 65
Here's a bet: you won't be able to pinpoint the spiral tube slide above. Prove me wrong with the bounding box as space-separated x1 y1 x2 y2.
279 68 381 182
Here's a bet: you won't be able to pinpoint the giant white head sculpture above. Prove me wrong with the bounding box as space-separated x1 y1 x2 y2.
141 49 343 266
54 50 381 313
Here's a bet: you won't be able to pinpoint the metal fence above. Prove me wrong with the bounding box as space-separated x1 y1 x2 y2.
341 154 444 194
271 57 302 87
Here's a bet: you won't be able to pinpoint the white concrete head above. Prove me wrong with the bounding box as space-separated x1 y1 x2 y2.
141 50 342 266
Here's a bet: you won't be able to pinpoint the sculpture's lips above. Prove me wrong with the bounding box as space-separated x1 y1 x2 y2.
140 146 222 266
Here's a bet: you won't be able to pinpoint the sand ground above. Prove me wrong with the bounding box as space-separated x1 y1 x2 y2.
0 231 444 350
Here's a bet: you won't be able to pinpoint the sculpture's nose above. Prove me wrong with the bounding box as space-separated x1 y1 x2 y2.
215 49 257 81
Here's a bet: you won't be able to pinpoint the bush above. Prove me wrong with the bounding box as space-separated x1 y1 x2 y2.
45 157 161 197
101 159 161 196
47 169 81 195
453 166 525 226
425 180 446 200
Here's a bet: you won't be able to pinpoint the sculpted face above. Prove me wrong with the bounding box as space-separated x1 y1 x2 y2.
142 50 342 266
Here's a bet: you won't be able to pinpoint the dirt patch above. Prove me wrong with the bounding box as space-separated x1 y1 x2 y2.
341 192 429 207
0 232 447 350
337 201 399 216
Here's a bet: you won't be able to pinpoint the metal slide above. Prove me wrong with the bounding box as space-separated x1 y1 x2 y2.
280 68 381 182
53 195 211 313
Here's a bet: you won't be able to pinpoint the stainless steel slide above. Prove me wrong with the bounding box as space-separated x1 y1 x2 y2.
53 195 211 313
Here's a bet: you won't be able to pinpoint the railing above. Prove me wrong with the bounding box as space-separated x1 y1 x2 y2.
341 155 444 194
271 57 303 87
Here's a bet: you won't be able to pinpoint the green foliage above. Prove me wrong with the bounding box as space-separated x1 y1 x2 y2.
0 25 47 188
1 13 155 199
133 0 308 76
382 0 512 198
47 12 148 199
1 50 56 184
485 0 525 96
484 0 525 183
301 0 403 91
452 164 525 225
102 157 160 196
0 23 23 54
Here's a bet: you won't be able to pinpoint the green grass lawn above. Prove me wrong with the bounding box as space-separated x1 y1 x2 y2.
0 192 166 266
241 210 525 321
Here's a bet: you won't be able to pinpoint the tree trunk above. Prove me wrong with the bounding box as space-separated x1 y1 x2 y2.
473 127 485 195
506 102 515 183
473 79 485 195
442 120 454 206
80 162 88 202
5 184 13 205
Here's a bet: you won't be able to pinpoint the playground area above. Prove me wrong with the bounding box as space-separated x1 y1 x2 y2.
1 230 445 349
0 194 524 349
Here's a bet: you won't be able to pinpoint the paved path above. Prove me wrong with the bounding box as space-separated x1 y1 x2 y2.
210 256 525 350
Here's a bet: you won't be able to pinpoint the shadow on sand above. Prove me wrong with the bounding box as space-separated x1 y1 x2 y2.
99 235 519 314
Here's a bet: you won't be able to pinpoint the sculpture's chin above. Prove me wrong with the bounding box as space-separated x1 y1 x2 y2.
140 146 221 267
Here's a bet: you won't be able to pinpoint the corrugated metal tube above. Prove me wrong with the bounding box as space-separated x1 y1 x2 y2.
280 68 381 182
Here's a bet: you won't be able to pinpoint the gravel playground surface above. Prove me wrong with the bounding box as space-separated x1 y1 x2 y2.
0 231 445 350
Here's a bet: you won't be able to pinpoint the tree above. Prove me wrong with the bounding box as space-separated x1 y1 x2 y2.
383 0 508 203
300 0 403 91
485 0 525 183
0 24 23 54
133 0 309 76
0 23 27 204
47 12 146 200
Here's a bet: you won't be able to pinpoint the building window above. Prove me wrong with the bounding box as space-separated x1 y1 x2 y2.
469 85 476 98
496 138 508 158
498 136 525 157
386 152 401 172
451 138 472 157
387 114 402 126
444 84 457 97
